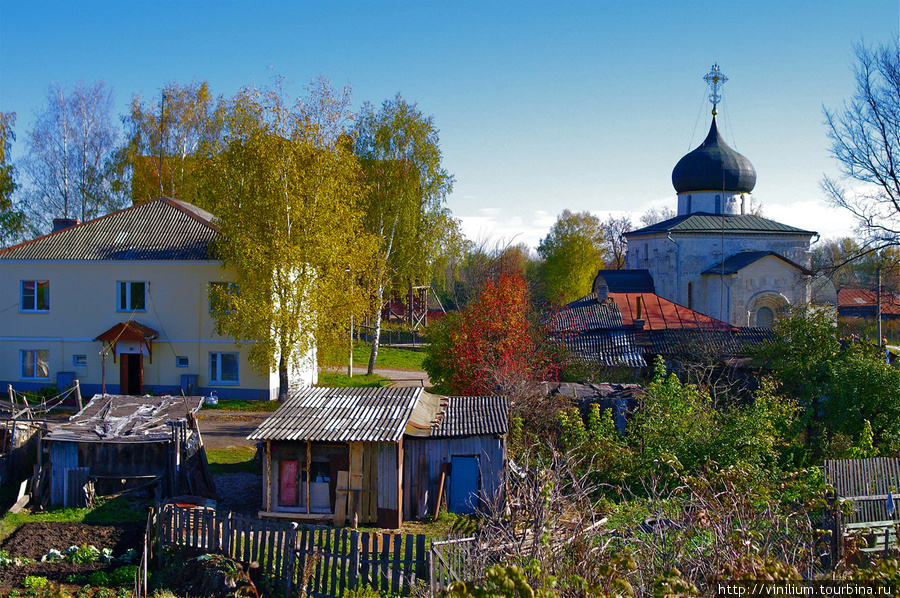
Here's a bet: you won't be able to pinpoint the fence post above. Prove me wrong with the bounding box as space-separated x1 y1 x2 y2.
284 522 298 598
349 530 360 590
428 540 436 596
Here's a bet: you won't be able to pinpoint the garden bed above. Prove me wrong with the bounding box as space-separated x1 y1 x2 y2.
0 522 143 589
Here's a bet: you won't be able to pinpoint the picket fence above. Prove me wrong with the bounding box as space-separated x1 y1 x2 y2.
146 505 476 597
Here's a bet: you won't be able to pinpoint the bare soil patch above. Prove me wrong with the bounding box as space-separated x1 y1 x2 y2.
197 412 267 449
0 522 143 589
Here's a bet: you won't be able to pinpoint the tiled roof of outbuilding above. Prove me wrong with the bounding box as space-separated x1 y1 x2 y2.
0 197 218 261
625 213 815 237
431 396 508 437
249 387 422 443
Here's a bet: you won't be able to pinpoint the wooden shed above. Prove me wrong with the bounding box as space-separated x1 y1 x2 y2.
250 387 509 529
42 394 215 507
403 395 508 520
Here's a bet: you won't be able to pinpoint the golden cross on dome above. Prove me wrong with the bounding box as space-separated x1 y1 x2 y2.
703 64 728 115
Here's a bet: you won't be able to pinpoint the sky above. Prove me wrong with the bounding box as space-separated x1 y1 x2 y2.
1 1 898 251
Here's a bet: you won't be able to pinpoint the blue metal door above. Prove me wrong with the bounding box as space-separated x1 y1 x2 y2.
449 456 480 514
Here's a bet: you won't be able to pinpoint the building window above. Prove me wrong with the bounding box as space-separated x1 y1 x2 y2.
715 195 721 214
21 281 50 312
117 281 146 311
210 352 239 384
209 282 238 314
73 355 87 367
687 282 694 310
20 350 49 379
176 356 189 368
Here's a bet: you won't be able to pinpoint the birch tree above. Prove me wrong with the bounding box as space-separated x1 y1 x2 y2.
0 112 25 246
203 78 376 398
21 80 124 231
354 94 454 374
123 80 227 204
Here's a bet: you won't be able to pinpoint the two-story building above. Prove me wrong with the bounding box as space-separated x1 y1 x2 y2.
0 197 316 399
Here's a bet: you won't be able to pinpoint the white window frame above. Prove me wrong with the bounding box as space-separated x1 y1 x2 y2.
21 280 50 312
117 281 147 312
73 355 87 367
209 352 239 385
20 350 50 380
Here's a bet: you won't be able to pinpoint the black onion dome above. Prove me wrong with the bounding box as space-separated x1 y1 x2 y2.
671 117 756 193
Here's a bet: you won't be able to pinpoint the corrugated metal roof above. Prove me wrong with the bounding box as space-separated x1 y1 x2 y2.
558 330 647 368
646 328 773 357
551 294 623 333
431 396 508 437
248 387 422 443
625 213 816 237
700 251 812 276
45 394 204 443
610 292 736 331
0 197 218 261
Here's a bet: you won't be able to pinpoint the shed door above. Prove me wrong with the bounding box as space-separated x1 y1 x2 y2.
449 456 480 515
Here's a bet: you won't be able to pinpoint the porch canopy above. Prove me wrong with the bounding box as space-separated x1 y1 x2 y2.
95 321 159 363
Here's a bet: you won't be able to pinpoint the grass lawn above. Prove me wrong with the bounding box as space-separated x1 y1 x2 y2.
206 446 258 474
325 342 426 371
316 372 391 388
201 398 281 412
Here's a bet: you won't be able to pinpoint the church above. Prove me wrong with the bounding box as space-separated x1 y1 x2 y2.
621 65 817 328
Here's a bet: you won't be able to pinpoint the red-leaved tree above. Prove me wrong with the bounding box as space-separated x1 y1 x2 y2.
424 273 558 397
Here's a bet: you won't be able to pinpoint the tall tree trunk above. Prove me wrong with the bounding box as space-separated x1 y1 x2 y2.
278 354 289 401
368 279 384 376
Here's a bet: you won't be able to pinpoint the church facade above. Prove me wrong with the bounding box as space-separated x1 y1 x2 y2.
623 89 817 328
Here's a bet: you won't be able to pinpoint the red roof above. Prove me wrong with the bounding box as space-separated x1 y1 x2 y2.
608 292 736 331
837 288 900 315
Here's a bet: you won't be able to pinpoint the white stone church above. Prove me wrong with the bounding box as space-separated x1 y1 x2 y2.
622 67 817 328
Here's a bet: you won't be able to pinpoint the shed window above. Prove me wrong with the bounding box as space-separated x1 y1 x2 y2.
21 281 50 312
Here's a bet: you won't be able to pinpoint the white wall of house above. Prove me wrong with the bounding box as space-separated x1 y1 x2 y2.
0 260 317 399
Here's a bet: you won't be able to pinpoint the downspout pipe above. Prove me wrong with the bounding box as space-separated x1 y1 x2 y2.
667 232 682 305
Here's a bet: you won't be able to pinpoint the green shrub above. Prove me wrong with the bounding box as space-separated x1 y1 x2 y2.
88 571 111 586
21 577 47 589
109 565 138 585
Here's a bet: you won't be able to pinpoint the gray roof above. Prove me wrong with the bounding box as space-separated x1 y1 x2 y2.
625 213 815 237
646 328 774 357
249 387 423 443
431 396 508 437
593 270 656 294
551 294 624 332
45 394 204 443
0 197 218 261
701 251 812 276
561 330 648 368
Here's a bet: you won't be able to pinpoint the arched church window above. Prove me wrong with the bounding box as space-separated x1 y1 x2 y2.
756 306 774 328
687 195 692 213
687 282 693 309
715 194 721 214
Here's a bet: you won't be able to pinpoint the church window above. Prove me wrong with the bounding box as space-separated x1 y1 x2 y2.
757 306 774 328
715 195 721 214
687 195 692 213
687 282 694 309
643 244 648 262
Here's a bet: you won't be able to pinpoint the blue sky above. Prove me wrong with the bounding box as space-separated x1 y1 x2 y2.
1 1 897 249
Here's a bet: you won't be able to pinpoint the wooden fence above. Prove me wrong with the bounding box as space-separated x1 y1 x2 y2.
148 505 481 597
